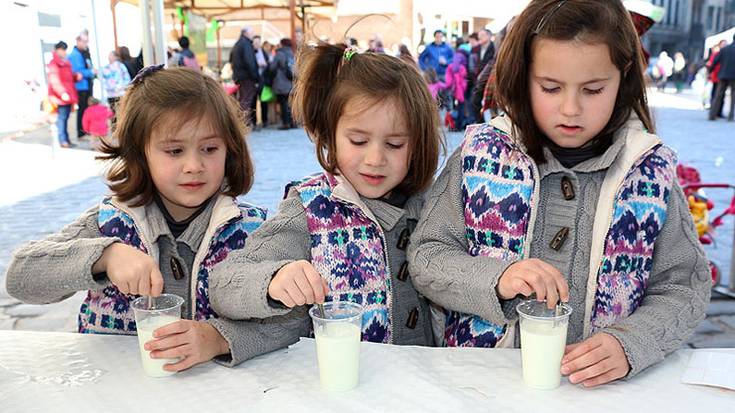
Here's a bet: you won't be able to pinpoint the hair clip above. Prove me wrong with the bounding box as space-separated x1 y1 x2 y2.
131 64 165 86
533 0 568 35
343 46 359 62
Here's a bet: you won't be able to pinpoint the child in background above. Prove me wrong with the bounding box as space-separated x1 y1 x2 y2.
209 42 444 346
408 0 710 387
6 66 307 371
81 97 113 145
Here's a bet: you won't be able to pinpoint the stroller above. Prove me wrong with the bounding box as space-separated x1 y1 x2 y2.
677 164 735 297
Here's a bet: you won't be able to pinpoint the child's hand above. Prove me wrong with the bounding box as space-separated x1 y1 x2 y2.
92 243 164 296
496 258 569 308
145 320 229 372
268 260 329 307
561 332 630 388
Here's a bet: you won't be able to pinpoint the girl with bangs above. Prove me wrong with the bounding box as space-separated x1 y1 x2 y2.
210 42 444 347
408 0 711 387
6 67 306 371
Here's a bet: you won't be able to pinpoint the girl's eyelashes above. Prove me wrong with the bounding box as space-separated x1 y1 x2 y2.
540 85 605 95
202 145 220 153
387 142 405 149
349 139 367 146
165 148 183 156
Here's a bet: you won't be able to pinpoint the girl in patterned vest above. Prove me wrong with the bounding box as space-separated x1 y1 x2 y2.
408 0 711 387
209 42 444 346
5 67 308 371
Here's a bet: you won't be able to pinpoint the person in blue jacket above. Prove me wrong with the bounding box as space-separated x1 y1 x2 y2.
68 32 96 138
419 29 454 80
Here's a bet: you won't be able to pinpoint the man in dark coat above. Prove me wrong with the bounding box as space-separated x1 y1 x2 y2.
709 35 735 121
231 26 259 127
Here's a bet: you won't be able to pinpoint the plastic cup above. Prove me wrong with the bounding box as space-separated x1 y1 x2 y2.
516 299 573 389
308 301 363 391
132 294 184 377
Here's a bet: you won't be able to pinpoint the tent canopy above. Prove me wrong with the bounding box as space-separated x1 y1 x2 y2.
118 0 337 21
705 26 735 57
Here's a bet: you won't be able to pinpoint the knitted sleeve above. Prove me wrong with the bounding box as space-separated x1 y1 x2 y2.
602 180 711 377
207 306 311 367
4 205 117 304
407 147 514 325
208 192 311 320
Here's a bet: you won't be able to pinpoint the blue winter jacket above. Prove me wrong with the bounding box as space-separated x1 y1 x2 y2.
418 42 454 77
68 47 94 92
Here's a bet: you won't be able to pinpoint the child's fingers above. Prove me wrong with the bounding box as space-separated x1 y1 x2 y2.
523 270 549 301
127 276 139 296
152 319 190 338
150 343 189 360
293 271 315 304
561 344 608 377
568 356 615 385
541 272 559 308
138 270 151 297
581 369 624 388
511 278 534 297
321 278 329 296
275 289 296 307
303 264 326 304
561 336 603 367
163 355 198 372
146 332 188 352
284 282 307 306
150 267 164 297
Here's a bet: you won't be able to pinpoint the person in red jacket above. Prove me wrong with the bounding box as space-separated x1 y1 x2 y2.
47 41 78 147
81 97 113 147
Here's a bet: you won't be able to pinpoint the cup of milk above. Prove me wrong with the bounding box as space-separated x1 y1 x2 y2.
132 294 184 378
308 301 363 391
516 299 572 389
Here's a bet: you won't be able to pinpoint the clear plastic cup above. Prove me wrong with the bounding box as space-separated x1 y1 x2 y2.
132 294 184 377
308 301 363 391
516 299 573 389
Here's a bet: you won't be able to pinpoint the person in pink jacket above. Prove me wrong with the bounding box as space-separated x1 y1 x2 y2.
443 51 468 130
82 97 113 144
47 41 79 147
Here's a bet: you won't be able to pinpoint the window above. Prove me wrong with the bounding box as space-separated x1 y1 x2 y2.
674 0 679 26
707 6 714 30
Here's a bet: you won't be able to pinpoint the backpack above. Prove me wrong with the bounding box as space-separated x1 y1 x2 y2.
282 55 294 81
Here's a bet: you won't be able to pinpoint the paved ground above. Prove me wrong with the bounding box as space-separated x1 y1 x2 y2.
0 89 733 349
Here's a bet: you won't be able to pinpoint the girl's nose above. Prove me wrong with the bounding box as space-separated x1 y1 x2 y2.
364 144 387 166
183 152 204 173
560 91 582 117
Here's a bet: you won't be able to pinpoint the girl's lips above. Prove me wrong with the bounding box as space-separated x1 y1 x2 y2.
557 125 583 135
180 182 205 190
360 173 386 185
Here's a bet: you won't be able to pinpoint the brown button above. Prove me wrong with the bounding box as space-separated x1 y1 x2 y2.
397 262 409 282
396 228 410 250
561 176 575 200
549 227 569 251
170 257 184 280
406 307 419 329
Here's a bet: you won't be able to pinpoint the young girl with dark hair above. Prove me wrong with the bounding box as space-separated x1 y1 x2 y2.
408 0 710 387
210 41 444 346
6 67 304 371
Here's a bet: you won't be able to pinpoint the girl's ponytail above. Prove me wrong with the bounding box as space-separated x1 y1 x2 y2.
290 42 348 145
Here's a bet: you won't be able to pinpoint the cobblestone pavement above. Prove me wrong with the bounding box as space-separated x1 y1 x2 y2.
1 89 734 349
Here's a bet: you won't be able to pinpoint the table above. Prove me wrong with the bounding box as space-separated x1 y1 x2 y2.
0 331 731 412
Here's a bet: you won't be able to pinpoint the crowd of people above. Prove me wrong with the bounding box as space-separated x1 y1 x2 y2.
45 30 142 148
18 0 715 390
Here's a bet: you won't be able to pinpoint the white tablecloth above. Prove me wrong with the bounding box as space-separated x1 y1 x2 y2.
0 331 731 412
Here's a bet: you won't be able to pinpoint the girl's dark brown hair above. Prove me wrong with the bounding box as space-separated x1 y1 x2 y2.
494 0 654 163
98 67 254 206
290 42 443 196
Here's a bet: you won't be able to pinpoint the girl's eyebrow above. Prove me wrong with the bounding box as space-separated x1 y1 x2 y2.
158 134 219 144
534 75 612 85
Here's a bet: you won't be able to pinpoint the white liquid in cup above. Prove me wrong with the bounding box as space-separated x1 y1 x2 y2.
520 319 568 389
136 315 180 378
314 322 361 391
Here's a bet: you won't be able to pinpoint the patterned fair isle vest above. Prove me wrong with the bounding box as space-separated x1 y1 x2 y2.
449 123 676 347
292 173 393 344
78 197 266 334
